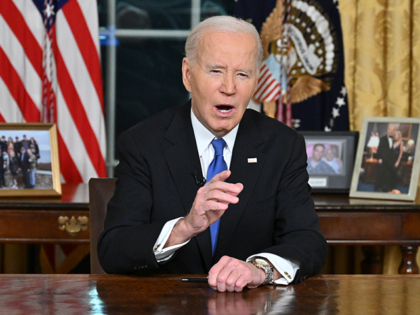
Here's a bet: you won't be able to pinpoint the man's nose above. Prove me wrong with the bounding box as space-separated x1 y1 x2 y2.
220 74 236 95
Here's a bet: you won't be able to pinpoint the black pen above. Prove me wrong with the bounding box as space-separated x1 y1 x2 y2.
181 278 208 282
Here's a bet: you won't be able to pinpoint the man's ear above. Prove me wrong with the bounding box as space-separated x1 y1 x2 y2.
182 58 192 93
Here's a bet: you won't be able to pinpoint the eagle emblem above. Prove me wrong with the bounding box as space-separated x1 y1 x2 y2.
254 0 337 118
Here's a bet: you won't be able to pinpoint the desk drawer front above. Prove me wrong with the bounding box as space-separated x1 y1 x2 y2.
0 210 89 243
318 212 415 242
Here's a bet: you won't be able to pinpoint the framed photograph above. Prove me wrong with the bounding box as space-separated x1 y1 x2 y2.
300 131 358 193
0 123 61 197
350 117 420 201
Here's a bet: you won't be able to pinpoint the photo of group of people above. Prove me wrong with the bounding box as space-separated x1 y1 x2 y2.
355 122 418 195
306 142 344 175
0 130 52 190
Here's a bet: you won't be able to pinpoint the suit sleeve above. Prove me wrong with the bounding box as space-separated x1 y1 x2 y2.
97 132 165 274
263 134 328 283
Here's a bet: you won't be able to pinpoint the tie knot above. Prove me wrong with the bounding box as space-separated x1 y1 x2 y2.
211 138 226 156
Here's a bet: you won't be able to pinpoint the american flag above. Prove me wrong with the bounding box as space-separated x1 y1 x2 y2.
0 0 106 183
253 60 281 102
0 0 106 273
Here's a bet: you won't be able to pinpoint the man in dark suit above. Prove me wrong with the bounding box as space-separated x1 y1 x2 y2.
0 136 6 152
18 147 31 188
0 149 5 187
98 16 327 292
14 136 22 154
374 123 398 192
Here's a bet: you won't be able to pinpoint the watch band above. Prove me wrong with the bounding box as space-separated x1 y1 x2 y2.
252 258 274 285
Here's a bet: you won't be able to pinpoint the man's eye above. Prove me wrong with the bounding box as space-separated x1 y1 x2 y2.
210 70 221 74
238 73 249 78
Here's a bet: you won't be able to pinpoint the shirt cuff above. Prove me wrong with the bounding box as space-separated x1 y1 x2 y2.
247 252 299 285
153 217 191 262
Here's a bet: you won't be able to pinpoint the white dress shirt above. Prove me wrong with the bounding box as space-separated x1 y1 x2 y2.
152 109 298 285
387 135 393 148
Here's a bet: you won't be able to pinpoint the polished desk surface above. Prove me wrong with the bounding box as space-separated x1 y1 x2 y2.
0 274 420 314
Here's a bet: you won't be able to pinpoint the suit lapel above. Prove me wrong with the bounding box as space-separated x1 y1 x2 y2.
214 111 266 261
163 102 213 270
163 103 202 215
162 106 266 268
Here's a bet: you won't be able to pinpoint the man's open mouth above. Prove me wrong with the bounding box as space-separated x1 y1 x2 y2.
216 105 233 113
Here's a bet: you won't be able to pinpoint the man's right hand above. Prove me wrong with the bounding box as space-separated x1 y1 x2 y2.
164 170 243 247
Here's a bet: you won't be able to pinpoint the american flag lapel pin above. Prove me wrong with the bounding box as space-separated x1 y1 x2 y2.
247 158 257 163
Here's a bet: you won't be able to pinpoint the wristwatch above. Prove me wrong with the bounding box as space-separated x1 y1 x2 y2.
251 258 274 285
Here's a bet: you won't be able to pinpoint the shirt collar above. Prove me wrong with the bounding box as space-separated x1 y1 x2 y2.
191 109 239 156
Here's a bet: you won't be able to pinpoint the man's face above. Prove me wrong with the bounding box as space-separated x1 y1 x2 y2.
182 31 258 138
312 146 324 162
325 149 334 161
387 124 396 137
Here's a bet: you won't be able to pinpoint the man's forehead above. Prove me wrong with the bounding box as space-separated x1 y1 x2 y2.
197 32 258 68
199 31 256 51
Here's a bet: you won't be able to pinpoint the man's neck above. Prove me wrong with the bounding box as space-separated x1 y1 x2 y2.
310 159 320 167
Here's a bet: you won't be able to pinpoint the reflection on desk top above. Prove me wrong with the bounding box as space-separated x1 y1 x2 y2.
0 274 420 314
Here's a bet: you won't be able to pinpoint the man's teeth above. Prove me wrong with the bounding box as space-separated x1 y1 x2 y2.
218 106 232 113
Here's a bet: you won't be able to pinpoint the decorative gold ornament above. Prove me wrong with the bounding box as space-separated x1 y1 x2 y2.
58 216 89 236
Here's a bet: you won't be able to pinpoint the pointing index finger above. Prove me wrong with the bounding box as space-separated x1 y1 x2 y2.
209 169 231 183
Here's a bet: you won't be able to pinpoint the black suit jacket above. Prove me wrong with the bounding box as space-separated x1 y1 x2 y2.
98 101 328 283
376 135 393 165
375 135 396 192
18 152 30 171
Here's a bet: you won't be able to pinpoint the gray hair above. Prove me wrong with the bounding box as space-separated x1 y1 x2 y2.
185 16 263 69
388 123 400 129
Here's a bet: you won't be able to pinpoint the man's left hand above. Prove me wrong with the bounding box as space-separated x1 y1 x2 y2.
208 256 265 292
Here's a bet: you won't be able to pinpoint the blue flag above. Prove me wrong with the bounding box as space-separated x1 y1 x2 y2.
235 0 349 131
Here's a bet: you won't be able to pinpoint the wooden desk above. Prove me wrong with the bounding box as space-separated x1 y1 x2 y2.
0 185 419 273
313 194 420 273
0 184 89 243
0 274 419 314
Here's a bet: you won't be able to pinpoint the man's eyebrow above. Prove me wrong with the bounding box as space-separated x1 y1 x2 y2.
238 68 254 75
207 64 226 70
206 64 254 75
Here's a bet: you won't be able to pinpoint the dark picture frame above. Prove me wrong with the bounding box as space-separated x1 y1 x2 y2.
350 117 420 201
0 123 61 197
300 131 358 193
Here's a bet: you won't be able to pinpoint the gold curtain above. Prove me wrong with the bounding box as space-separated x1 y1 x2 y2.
341 0 420 128
337 0 420 274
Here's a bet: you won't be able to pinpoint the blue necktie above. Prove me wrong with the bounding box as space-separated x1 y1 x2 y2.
207 138 227 256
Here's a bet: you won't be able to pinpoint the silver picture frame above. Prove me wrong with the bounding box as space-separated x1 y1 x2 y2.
350 117 420 201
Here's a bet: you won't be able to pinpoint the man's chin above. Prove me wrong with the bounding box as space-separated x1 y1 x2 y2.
209 125 234 137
